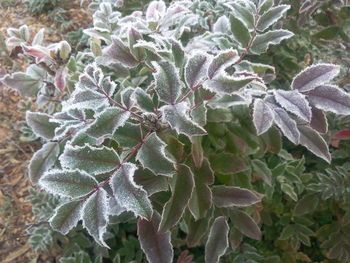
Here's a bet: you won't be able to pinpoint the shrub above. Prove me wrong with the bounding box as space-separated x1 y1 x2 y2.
2 0 350 262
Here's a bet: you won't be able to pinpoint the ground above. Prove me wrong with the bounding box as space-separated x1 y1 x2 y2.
0 1 91 262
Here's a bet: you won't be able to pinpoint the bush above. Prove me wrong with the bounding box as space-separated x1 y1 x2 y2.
2 0 350 262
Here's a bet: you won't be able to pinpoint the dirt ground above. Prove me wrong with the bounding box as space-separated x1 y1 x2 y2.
0 1 91 262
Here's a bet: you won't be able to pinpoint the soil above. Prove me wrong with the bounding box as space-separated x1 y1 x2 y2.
0 1 91 262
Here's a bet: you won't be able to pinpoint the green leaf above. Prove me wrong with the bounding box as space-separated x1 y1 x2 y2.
110 163 153 220
29 142 60 184
207 49 239 79
152 60 181 104
203 73 255 94
40 169 98 198
160 102 207 137
212 186 260 207
137 212 173 263
136 133 175 177
230 15 251 48
60 144 120 175
257 5 290 32
158 164 194 232
250 30 294 54
82 188 109 247
294 193 319 216
187 213 212 247
251 159 272 186
209 152 248 175
185 51 211 89
313 26 340 40
26 112 59 140
229 209 261 240
298 125 331 163
86 107 130 140
113 122 142 148
1 72 41 97
50 200 84 235
205 216 229 263
281 183 298 201
188 158 214 220
128 27 146 61
134 168 169 196
134 87 154 112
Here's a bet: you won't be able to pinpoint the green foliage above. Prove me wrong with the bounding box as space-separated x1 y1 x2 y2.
23 0 60 14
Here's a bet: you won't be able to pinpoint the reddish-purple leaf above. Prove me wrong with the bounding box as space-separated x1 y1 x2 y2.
273 107 300 144
212 186 261 207
292 64 340 92
253 99 274 135
185 51 211 90
138 212 173 263
229 209 261 240
310 107 328 134
205 216 229 263
55 68 66 92
332 130 350 140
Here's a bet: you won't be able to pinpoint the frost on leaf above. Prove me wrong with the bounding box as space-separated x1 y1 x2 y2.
256 5 290 32
160 102 207 137
307 85 350 115
250 30 294 55
60 144 120 175
298 125 331 163
291 64 340 92
146 0 166 21
310 107 328 134
136 133 175 177
50 200 84 235
29 142 60 184
137 212 173 263
203 72 255 94
207 49 238 79
212 186 260 207
273 107 300 144
152 60 181 104
188 158 214 220
82 188 109 247
86 107 130 140
159 164 194 232
26 111 59 140
110 163 153 220
253 99 274 135
134 87 154 112
113 122 142 148
39 170 98 198
273 89 311 122
185 52 211 90
62 88 109 111
101 37 139 68
213 15 229 33
205 216 229 263
229 15 251 48
1 72 41 97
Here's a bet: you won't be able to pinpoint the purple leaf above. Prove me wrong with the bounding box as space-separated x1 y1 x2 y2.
212 186 260 207
207 49 239 79
229 209 261 240
292 64 340 92
273 107 300 144
310 107 328 134
307 85 350 115
205 216 229 263
185 51 212 90
55 68 67 92
146 1 166 21
138 212 173 263
253 99 274 135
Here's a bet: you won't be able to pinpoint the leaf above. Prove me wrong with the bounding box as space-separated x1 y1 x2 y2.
207 49 239 79
273 107 300 144
185 51 211 89
188 158 214 220
187 213 212 247
310 107 328 134
1 72 41 96
86 107 130 139
298 125 331 163
110 163 153 220
251 159 272 186
26 111 58 140
281 183 298 201
291 64 340 92
136 133 175 177
205 216 229 263
160 102 207 137
82 188 109 247
102 37 139 67
128 27 146 61
63 88 109 111
50 200 84 235
60 144 120 175
134 87 154 112
212 186 260 207
137 212 173 263
253 99 274 135
191 136 203 169
134 168 169 196
257 5 290 32
29 142 60 184
113 122 142 148
203 72 255 94
307 85 350 115
209 152 248 175
229 209 261 240
39 170 98 198
294 193 319 216
229 15 251 48
146 0 166 21
152 60 181 104
213 15 230 33
158 164 194 232
274 90 311 122
250 30 294 54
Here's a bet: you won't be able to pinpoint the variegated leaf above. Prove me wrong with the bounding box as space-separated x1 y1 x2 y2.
205 216 229 263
